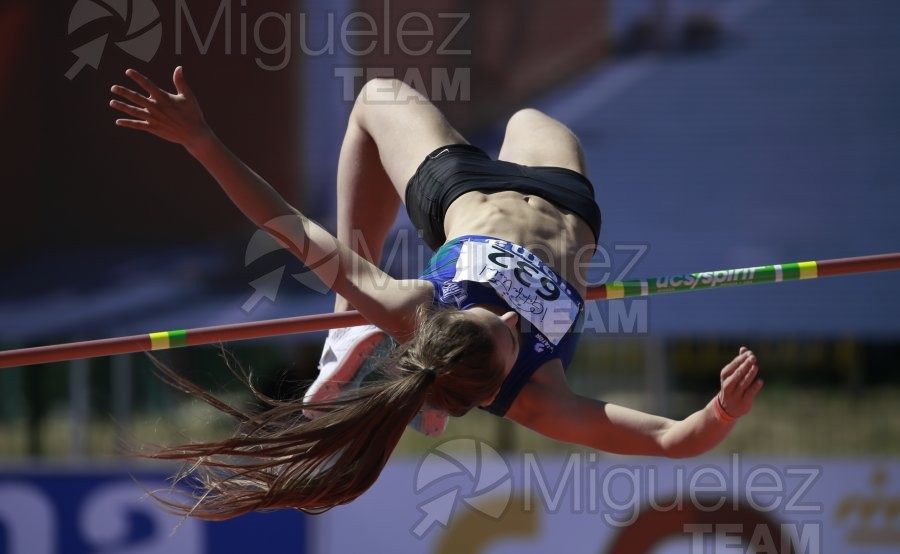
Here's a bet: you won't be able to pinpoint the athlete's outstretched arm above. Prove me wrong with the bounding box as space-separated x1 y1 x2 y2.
109 67 430 337
508 348 764 457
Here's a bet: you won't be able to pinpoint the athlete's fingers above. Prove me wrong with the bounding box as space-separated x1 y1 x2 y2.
110 85 151 108
738 361 759 391
115 118 150 130
721 349 751 381
720 355 743 381
723 355 753 392
172 66 194 98
115 119 168 141
116 118 169 141
109 100 149 120
126 69 166 99
744 378 764 401
111 85 150 106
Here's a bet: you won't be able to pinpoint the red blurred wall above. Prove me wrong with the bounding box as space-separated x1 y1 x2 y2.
0 0 304 261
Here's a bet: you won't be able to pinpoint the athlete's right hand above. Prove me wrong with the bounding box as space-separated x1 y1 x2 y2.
110 66 212 151
717 346 764 419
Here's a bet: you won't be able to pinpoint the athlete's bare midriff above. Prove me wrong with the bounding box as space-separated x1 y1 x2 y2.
443 190 597 296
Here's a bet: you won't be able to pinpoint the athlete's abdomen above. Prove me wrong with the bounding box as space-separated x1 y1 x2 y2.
443 191 596 294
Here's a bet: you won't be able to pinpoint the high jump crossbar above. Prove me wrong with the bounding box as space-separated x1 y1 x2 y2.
1 252 898 369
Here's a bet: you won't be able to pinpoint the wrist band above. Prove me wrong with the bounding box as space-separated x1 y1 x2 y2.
711 394 737 424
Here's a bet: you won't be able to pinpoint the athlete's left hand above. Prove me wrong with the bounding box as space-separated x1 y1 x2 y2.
717 346 764 419
109 66 212 151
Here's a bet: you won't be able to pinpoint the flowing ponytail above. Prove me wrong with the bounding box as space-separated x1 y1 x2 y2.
142 304 503 520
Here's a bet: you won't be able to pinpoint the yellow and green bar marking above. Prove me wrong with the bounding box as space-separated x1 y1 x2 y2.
148 330 188 350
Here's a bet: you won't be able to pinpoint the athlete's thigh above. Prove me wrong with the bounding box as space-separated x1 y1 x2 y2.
353 78 467 200
497 109 587 175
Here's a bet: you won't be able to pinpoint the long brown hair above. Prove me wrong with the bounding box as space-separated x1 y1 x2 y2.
142 304 504 520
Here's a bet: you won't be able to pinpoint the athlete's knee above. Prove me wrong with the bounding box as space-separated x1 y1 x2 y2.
353 79 395 116
357 78 433 106
506 108 555 133
350 79 394 129
357 78 402 102
352 78 427 127
500 108 586 171
507 108 578 144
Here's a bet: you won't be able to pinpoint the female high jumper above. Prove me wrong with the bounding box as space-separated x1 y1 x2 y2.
109 67 764 519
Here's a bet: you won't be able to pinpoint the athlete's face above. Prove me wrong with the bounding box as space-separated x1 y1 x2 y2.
464 307 520 405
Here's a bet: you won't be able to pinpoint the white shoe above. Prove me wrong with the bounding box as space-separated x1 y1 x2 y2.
305 324 449 437
408 407 449 437
304 325 387 417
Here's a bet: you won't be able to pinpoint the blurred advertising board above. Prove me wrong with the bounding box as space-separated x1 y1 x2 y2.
313 440 900 554
0 467 306 554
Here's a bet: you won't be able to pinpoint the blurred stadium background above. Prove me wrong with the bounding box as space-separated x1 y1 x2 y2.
1 0 899 552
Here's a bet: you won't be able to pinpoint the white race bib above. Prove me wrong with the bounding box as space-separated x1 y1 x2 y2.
453 239 581 345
